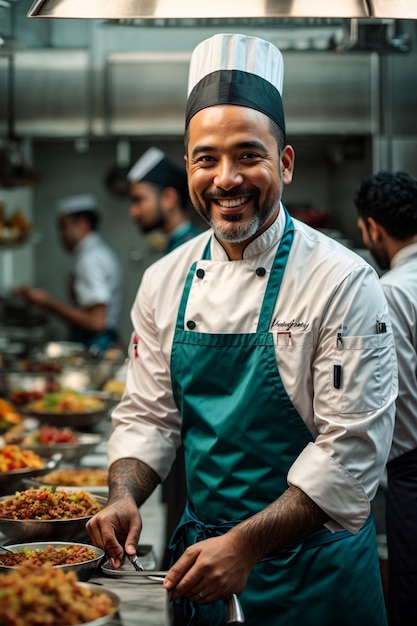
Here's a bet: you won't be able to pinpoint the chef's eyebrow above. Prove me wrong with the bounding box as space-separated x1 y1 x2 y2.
190 140 268 160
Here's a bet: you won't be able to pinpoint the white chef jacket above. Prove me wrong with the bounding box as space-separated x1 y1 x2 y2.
72 232 122 329
109 206 397 534
381 242 417 462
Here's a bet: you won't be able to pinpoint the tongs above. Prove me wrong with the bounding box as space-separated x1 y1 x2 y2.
127 553 145 571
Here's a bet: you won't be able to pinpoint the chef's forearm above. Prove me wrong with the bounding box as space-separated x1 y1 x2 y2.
108 458 161 507
228 485 330 564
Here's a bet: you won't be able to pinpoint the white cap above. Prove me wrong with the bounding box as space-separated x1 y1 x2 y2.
185 33 286 134
56 194 98 216
127 147 165 182
187 33 284 97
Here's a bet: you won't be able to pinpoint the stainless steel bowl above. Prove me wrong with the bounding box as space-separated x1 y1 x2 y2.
0 541 105 581
19 396 116 432
21 433 102 463
73 583 120 625
0 453 62 496
0 494 108 543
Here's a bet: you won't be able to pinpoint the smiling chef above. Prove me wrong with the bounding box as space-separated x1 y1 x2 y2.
87 33 397 626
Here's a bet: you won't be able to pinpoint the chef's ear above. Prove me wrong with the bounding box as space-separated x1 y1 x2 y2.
280 145 295 185
160 186 178 211
366 216 384 242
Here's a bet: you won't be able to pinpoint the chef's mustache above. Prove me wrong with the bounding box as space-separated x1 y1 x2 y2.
203 187 257 200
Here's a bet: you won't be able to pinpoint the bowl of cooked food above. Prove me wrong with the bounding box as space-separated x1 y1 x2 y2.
0 398 24 435
0 541 105 581
0 560 119 626
0 445 62 496
19 389 115 431
28 467 109 496
0 486 107 542
19 426 102 463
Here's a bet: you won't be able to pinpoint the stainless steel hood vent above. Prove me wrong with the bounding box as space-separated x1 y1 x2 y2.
26 0 417 21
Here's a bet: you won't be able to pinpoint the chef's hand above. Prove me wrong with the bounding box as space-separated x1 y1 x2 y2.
86 495 142 569
163 533 254 604
14 285 51 308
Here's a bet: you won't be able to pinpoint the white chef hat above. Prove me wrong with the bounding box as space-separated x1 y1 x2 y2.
127 147 187 194
186 33 286 136
56 193 98 216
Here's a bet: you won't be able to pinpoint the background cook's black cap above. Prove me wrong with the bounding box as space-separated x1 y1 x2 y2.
127 147 187 195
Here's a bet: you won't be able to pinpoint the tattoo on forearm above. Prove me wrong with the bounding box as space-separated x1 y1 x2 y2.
109 458 160 506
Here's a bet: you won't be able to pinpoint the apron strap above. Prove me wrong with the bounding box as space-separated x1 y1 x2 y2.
257 209 294 332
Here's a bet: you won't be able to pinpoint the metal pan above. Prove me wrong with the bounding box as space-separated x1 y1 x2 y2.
101 561 244 624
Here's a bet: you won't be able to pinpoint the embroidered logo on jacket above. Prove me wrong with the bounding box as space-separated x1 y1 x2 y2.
270 319 310 332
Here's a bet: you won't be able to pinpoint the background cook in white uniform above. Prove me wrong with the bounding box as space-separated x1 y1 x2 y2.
381 243 417 462
108 204 397 535
71 229 122 334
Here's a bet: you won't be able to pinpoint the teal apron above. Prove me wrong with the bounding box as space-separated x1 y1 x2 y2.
169 212 387 626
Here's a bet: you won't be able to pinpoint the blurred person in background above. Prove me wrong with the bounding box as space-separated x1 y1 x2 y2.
127 147 200 253
16 193 123 353
355 170 417 626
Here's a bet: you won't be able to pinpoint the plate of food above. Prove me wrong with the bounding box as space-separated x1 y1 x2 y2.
0 560 119 625
0 486 107 542
0 398 24 435
0 444 62 496
19 389 115 430
0 541 105 581
27 467 109 495
19 426 102 463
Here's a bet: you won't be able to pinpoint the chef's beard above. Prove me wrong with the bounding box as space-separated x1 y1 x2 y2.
370 247 390 272
194 188 279 244
135 206 165 235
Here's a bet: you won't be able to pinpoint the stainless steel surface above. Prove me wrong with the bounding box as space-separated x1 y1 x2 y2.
26 0 417 19
105 49 375 136
3 1 415 141
10 49 90 138
0 493 107 542
0 541 105 581
226 594 245 625
21 433 102 463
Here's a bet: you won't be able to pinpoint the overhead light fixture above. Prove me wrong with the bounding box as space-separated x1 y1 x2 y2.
26 0 417 20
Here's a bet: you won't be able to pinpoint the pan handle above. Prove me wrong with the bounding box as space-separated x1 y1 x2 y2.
225 594 245 624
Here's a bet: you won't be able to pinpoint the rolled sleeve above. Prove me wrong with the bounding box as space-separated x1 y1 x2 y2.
287 443 370 534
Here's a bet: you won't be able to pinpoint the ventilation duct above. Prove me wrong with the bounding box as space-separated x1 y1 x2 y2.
26 0 417 21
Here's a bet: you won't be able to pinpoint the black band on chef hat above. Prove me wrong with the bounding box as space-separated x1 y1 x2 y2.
185 69 286 139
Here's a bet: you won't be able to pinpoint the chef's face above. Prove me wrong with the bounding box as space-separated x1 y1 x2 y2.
185 105 294 257
357 215 390 270
129 181 165 234
57 214 84 252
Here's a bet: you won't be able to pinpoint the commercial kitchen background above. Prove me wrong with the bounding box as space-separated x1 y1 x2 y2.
0 2 417 350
